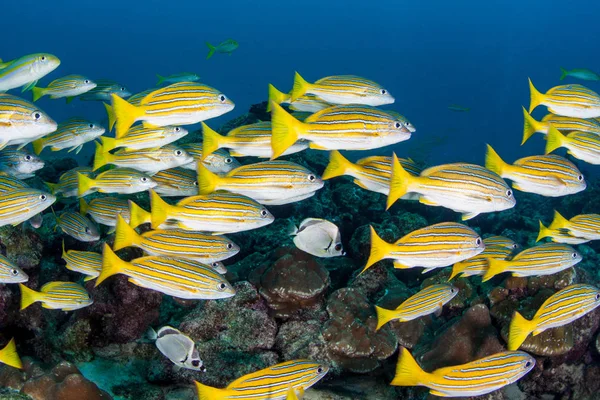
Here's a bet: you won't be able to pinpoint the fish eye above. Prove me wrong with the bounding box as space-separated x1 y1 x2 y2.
578 175 584 181
525 361 532 368
227 243 233 249
394 122 402 129
380 89 387 95
217 282 227 290
219 94 226 102
89 124 95 129
476 238 482 246
10 269 18 276
193 181 198 186
141 177 148 182
85 227 91 234
175 150 183 156
84 79 90 84
174 127 181 132
225 158 232 164
192 360 200 367
596 294 600 300
33 112 42 120
334 244 342 251
506 189 512 197
39 194 47 201
512 244 518 249
572 252 578 258
308 174 316 182
317 367 324 374
40 56 46 61
120 87 125 91
260 209 268 218
200 365 207 372
450 287 456 293
25 155 32 161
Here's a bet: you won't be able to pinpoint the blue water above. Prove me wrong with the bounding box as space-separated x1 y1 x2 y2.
5 0 600 167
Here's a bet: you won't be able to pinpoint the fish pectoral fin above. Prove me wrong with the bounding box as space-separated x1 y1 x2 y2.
308 143 329 150
553 176 568 187
128 278 151 289
142 122 161 129
83 275 96 282
353 179 369 190
461 212 479 221
418 197 438 206
511 183 524 191
393 261 411 269
430 390 446 397
41 303 54 309
421 267 437 274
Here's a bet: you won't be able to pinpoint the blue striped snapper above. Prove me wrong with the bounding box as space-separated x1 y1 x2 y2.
0 339 23 370
0 147 44 179
99 244 235 300
104 89 155 131
180 143 241 174
0 188 55 227
111 82 234 138
449 245 513 280
482 243 581 282
93 142 193 173
267 83 332 112
509 284 600 350
32 118 105 155
153 168 198 197
0 254 28 283
545 126 600 165
79 197 130 229
79 79 131 102
156 72 200 85
375 284 458 330
387 111 416 133
322 150 422 197
0 174 43 227
31 75 96 103
388 155 515 220
149 190 274 234
45 167 94 198
197 160 323 205
290 72 394 106
19 282 92 311
202 121 309 159
537 221 589 245
0 53 60 92
55 211 100 242
195 359 328 400
114 214 239 263
100 125 188 151
77 168 157 196
521 107 600 144
483 235 519 251
270 103 411 159
61 241 102 281
0 94 57 149
363 223 484 275
392 348 534 397
538 210 600 244
529 79 600 118
485 145 586 197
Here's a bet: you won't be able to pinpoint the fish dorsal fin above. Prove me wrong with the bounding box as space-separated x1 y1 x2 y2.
356 155 389 166
298 218 326 230
157 326 181 338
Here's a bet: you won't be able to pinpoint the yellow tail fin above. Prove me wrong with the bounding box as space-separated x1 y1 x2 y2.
97 243 127 286
19 284 41 310
521 106 544 145
104 103 117 132
270 101 306 160
113 214 141 251
387 153 415 210
484 144 508 177
528 78 545 114
201 122 226 160
61 240 67 259
322 150 356 180
508 311 536 350
197 163 221 194
111 94 145 139
128 200 151 229
375 306 399 331
194 381 230 400
100 136 118 152
0 339 22 369
267 84 290 111
44 181 58 195
31 138 45 155
93 141 114 171
391 348 428 387
481 257 508 282
549 209 570 230
536 220 553 242
77 172 96 197
360 226 393 275
79 198 89 216
290 72 311 102
545 125 566 154
449 262 466 280
31 86 45 102
150 190 172 229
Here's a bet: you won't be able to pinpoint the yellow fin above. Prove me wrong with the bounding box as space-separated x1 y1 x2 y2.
149 190 171 229
104 103 116 132
201 122 225 160
270 101 306 160
387 153 415 210
19 284 41 310
194 381 230 400
128 200 151 229
267 84 290 111
308 143 328 150
545 124 566 154
290 71 311 102
549 210 570 230
361 226 393 275
31 86 45 102
197 163 221 194
484 144 508 177
521 106 544 145
481 257 508 282
390 347 428 387
83 275 96 282
375 306 398 331
111 94 145 138
79 198 89 216
0 339 22 369
528 78 545 114
77 172 96 197
508 311 536 350
322 150 355 180
100 136 118 152
113 214 141 251
93 141 114 171
31 138 45 155
96 244 127 286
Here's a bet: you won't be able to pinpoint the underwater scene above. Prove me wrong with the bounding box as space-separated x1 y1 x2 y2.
3 1 600 399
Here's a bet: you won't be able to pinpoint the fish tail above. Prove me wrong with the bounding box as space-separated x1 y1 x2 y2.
97 243 126 286
103 103 117 132
481 257 507 282
0 339 22 369
206 42 216 59
19 284 41 310
201 122 226 160
197 163 221 194
31 137 45 155
560 67 568 81
195 381 230 400
536 220 552 242
77 173 96 197
375 306 398 331
387 153 414 210
449 262 465 280
484 144 508 177
100 136 118 152
113 214 141 251
267 84 289 111
93 141 113 171
391 348 428 387
508 311 535 350
290 71 310 102
322 150 355 180
128 200 151 229
79 198 89 216
545 124 566 154
549 209 569 230
528 78 545 113
111 94 144 138
150 190 172 229
61 239 67 259
44 181 58 195
31 86 45 102
270 101 305 160
361 226 392 275
521 106 544 145
156 74 165 85
66 96 74 104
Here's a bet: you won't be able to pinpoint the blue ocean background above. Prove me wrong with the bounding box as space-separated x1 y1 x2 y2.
5 0 600 170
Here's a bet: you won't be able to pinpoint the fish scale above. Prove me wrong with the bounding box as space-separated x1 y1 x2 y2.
32 75 96 102
529 79 600 118
545 127 600 164
77 167 156 196
0 254 27 283
450 245 513 280
19 281 92 310
32 117 104 155
0 94 57 149
153 168 198 197
0 53 60 92
93 142 192 173
80 197 130 227
80 79 130 101
56 211 99 242
0 188 55 227
180 142 240 174
61 241 102 281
